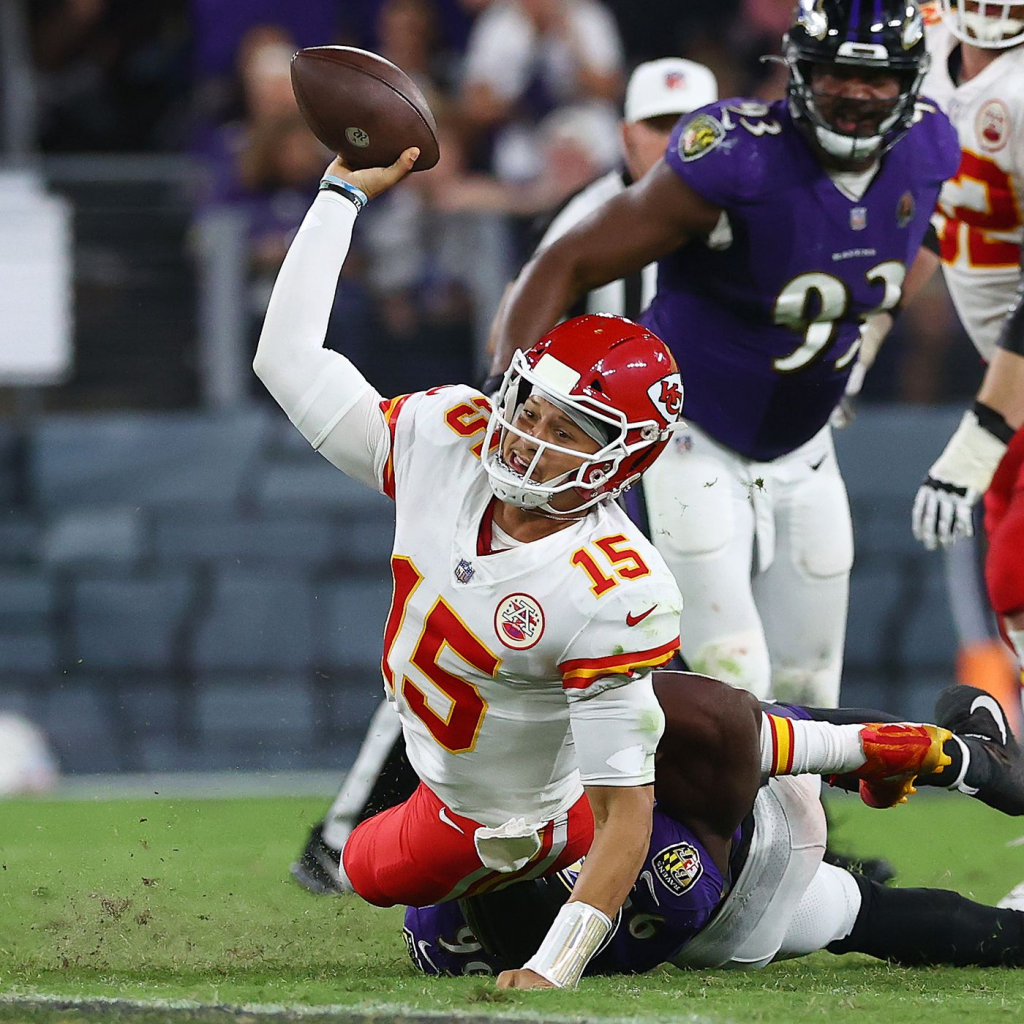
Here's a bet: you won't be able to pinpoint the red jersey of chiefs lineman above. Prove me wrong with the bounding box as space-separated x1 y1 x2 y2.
915 2 1024 688
254 161 685 988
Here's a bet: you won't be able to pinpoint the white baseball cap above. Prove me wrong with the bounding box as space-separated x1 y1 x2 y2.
623 58 719 124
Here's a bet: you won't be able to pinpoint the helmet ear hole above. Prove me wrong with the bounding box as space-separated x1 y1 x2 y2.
585 461 614 486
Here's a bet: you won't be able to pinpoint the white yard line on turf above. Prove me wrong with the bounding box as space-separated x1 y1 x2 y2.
0 992 714 1024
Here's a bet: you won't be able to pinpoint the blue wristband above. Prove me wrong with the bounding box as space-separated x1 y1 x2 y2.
319 175 368 212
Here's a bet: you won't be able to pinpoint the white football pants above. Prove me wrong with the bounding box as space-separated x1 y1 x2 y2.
641 423 853 706
669 776 862 970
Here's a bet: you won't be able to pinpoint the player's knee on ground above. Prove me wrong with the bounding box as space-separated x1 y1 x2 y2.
774 862 862 960
685 631 772 700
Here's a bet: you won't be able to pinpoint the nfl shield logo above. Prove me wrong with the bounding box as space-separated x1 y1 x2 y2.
455 559 475 584
850 207 867 231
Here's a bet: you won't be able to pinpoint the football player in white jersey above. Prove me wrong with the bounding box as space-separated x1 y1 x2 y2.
254 147 686 989
290 58 719 904
912 1 1024 688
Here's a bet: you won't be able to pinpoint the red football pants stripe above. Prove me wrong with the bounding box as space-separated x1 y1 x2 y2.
342 781 593 907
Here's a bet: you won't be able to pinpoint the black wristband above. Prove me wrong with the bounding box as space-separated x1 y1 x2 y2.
318 179 366 213
973 399 1015 444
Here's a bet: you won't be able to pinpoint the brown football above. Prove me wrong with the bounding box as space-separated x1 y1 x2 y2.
290 46 439 172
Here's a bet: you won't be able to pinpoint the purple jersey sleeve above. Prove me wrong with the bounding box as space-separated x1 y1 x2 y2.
665 99 785 208
404 809 728 979
912 95 963 184
665 97 959 209
543 808 728 975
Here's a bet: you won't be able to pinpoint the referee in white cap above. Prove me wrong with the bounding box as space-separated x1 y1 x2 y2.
532 57 718 322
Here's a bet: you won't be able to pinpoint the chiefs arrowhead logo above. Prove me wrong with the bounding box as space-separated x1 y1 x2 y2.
647 373 684 422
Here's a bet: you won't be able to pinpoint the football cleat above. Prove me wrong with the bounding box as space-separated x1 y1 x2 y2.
290 822 353 896
855 723 952 808
934 684 1024 816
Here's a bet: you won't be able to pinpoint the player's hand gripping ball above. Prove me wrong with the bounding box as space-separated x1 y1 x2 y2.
290 46 439 171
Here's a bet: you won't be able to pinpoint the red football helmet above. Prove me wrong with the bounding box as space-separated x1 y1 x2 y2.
482 314 685 515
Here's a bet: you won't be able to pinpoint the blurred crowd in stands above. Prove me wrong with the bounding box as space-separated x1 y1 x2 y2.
24 0 977 404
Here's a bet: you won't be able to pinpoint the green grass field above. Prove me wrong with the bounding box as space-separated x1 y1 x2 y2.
2 792 1024 1024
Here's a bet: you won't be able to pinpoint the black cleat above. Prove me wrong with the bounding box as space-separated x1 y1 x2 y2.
823 848 897 886
934 684 1024 816
290 822 352 895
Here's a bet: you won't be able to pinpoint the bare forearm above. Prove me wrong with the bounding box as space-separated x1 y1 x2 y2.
570 786 653 917
489 248 586 374
902 244 940 307
978 348 1024 432
489 164 716 375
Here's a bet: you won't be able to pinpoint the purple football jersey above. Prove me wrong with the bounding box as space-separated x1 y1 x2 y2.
643 98 960 460
402 808 729 978
564 807 731 974
403 901 503 977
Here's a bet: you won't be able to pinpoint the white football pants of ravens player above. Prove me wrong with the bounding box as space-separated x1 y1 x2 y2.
671 775 861 970
642 423 853 705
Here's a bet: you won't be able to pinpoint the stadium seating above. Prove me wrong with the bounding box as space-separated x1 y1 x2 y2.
0 405 967 774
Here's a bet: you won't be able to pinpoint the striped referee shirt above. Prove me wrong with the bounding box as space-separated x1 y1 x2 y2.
534 169 657 321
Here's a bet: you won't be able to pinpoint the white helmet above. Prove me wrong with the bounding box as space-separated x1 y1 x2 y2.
940 0 1024 49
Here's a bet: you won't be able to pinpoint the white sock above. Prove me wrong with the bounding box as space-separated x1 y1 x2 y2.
760 713 865 777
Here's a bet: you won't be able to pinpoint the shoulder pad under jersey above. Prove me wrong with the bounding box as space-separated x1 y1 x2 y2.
905 96 962 184
665 98 790 207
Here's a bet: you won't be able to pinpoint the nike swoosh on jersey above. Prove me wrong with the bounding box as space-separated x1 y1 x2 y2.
626 606 657 627
438 806 465 834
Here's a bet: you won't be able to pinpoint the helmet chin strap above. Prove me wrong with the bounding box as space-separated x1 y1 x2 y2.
487 472 590 520
813 124 884 162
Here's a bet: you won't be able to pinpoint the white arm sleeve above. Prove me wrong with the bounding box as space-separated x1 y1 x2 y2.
253 191 391 491
569 673 665 787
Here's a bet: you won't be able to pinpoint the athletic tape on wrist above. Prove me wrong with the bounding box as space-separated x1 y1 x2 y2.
930 410 1008 493
522 900 612 988
973 400 1015 445
319 175 368 212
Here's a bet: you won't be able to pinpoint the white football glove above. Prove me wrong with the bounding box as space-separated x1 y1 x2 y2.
911 410 1008 550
